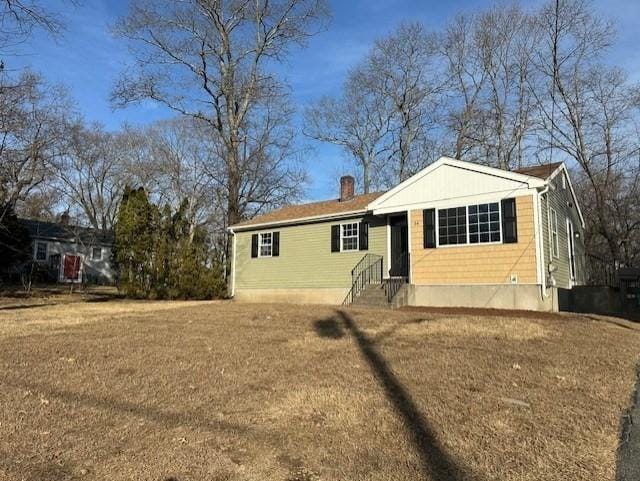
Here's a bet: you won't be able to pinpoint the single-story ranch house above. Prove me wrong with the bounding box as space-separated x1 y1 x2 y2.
20 214 115 284
228 157 585 311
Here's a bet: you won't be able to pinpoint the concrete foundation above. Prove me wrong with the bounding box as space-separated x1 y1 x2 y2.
233 287 349 305
406 284 557 311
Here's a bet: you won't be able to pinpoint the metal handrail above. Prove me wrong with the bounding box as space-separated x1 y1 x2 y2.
342 254 383 306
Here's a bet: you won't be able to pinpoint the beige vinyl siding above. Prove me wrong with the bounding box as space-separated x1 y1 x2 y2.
234 215 387 290
410 195 538 284
540 171 586 288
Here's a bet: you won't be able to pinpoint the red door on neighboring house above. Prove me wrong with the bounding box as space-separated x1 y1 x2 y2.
63 254 82 282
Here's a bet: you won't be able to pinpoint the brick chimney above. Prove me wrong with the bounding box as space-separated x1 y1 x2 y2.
59 211 70 225
340 175 355 202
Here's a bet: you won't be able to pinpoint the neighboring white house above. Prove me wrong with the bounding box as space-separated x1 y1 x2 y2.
20 215 115 284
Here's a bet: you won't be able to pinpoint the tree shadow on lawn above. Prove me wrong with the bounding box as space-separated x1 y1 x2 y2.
314 310 481 481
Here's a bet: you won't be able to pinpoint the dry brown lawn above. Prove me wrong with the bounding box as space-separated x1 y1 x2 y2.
0 300 639 481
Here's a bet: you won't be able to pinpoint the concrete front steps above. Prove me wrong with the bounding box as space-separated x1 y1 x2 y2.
352 283 391 308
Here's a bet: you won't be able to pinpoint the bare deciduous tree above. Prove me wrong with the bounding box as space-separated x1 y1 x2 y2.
0 72 70 223
112 0 328 230
304 66 391 193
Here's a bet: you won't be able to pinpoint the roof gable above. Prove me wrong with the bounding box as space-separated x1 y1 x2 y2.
369 157 545 214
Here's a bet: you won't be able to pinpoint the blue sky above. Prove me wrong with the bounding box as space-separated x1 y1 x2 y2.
9 0 640 201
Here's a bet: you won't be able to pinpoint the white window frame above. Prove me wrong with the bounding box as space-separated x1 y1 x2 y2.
550 209 559 258
35 241 48 261
566 218 576 282
340 222 359 252
435 201 502 248
91 246 102 261
258 232 273 258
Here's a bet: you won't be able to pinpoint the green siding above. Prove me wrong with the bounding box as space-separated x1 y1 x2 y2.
540 171 586 288
234 215 387 290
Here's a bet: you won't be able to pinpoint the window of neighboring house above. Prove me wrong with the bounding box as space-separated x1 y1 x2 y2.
468 202 501 244
35 241 48 261
438 206 467 246
550 208 559 258
91 247 102 261
259 232 272 257
341 222 359 251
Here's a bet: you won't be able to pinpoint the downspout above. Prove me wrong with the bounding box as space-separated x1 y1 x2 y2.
228 228 236 298
537 185 550 299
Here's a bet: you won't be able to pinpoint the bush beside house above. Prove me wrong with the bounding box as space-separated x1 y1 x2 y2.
114 187 225 300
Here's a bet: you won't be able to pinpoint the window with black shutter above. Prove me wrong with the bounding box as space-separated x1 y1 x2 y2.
423 209 436 248
359 222 369 251
272 232 280 257
331 225 340 252
251 234 258 258
501 198 518 244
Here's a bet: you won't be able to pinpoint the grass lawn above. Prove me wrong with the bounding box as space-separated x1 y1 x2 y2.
1 300 639 481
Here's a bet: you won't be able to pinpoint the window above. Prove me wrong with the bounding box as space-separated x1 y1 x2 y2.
550 209 559 258
341 222 359 251
469 202 501 244
91 247 102 260
437 202 501 246
567 219 576 281
35 241 48 261
259 232 272 257
438 207 467 245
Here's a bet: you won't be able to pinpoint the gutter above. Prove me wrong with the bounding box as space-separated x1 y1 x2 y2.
229 209 370 232
536 185 550 298
228 227 236 298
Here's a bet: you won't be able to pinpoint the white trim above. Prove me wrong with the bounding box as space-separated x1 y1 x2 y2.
372 188 536 215
59 253 84 283
535 187 549 295
339 221 359 252
34 240 48 261
407 209 412 284
566 218 576 286
258 231 273 257
434 200 503 248
229 209 368 232
91 246 103 261
230 228 236 297
368 156 545 211
546 163 585 228
386 215 391 277
550 208 559 258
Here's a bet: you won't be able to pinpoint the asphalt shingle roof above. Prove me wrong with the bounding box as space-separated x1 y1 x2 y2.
19 219 114 246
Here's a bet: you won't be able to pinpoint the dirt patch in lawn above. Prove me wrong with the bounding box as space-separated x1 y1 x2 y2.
0 302 638 481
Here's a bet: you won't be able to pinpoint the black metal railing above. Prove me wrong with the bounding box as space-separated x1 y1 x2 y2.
383 275 407 303
342 254 383 306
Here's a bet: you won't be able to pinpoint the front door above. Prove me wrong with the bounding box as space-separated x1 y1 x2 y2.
390 215 409 277
63 254 82 282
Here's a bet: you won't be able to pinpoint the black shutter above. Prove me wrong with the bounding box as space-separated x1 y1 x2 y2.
251 233 258 258
272 232 280 257
501 198 518 243
423 209 436 248
331 225 340 252
359 222 369 251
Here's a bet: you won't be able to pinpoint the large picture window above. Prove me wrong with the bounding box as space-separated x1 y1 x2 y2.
469 202 501 244
438 207 467 246
259 232 272 257
341 222 359 251
437 202 502 246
